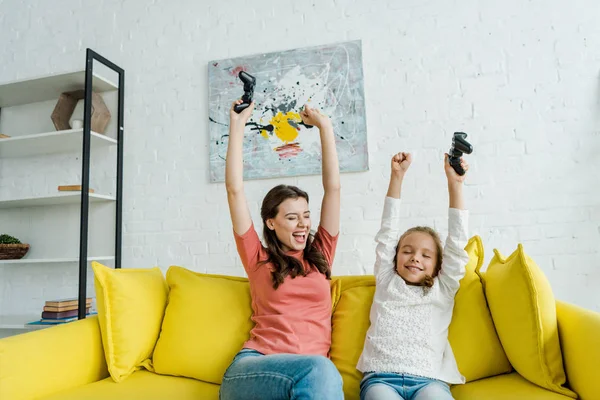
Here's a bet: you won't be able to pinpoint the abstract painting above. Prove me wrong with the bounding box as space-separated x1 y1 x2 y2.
208 40 368 182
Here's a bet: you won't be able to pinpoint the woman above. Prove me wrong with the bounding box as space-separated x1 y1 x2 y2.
219 99 343 400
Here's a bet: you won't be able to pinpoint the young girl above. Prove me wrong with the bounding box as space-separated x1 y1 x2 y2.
219 99 344 400
357 151 470 400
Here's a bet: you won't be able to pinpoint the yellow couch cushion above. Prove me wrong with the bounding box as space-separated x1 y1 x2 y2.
483 245 576 398
330 275 375 400
451 372 575 400
92 261 168 382
152 266 254 384
39 370 220 400
448 236 512 381
330 277 342 312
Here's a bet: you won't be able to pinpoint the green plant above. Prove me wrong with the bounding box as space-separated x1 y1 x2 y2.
0 234 22 244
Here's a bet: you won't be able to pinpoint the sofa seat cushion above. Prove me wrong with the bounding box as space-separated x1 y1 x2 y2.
451 372 575 400
39 370 220 400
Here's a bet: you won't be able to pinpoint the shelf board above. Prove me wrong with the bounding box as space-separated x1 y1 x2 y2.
0 71 118 108
0 193 116 209
0 315 46 330
0 313 97 330
0 256 115 265
0 128 117 158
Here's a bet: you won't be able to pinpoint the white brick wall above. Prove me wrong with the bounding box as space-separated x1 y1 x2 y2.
0 0 599 326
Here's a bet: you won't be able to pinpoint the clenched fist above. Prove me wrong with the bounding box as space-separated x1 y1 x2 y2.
391 152 412 174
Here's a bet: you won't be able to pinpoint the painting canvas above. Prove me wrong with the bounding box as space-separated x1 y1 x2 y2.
208 40 368 182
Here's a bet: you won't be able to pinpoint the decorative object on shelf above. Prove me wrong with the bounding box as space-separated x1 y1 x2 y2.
0 234 30 260
0 134 10 138
58 184 95 193
50 89 111 134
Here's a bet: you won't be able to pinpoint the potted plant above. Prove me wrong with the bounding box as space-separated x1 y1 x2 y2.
0 234 30 260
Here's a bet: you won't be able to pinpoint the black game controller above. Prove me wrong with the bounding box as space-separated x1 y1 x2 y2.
448 132 473 176
233 71 256 114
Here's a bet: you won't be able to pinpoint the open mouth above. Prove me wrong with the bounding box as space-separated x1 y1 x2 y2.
292 231 307 244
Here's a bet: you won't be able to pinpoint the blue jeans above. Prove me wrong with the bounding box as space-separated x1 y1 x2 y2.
360 372 453 400
219 348 344 400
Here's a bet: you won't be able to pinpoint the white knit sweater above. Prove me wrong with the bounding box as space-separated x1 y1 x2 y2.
356 196 469 385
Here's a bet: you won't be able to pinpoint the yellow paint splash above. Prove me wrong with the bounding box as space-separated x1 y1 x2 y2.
260 118 269 139
262 111 302 143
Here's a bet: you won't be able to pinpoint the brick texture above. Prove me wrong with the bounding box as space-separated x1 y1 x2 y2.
0 0 598 322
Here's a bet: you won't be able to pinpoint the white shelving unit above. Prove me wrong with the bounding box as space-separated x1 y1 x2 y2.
0 256 115 265
0 192 116 209
0 315 46 330
0 71 117 108
0 128 117 158
0 59 122 336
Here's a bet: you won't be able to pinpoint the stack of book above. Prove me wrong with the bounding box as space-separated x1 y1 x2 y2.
34 297 95 325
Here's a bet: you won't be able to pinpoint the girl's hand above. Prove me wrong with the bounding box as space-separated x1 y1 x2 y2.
391 152 412 174
300 104 332 129
444 153 469 184
229 100 255 128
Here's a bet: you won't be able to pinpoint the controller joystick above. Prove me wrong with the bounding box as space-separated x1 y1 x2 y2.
448 132 473 176
234 71 256 114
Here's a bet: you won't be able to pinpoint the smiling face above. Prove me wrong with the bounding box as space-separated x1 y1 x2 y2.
395 231 439 284
266 197 311 252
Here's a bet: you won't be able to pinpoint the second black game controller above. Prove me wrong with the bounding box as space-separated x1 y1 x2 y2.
234 71 256 114
448 132 473 176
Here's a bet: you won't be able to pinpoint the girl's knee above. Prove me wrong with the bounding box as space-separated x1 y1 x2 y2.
363 383 403 400
414 381 452 400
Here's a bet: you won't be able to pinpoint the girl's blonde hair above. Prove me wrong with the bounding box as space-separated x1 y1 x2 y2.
394 226 443 288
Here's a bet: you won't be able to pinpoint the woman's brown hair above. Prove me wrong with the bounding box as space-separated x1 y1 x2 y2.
259 184 331 289
394 226 443 288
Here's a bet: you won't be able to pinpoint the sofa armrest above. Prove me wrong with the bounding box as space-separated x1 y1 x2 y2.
556 301 600 400
0 315 108 400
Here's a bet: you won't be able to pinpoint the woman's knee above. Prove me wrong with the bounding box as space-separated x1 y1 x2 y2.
220 353 343 399
299 356 343 393
307 356 341 378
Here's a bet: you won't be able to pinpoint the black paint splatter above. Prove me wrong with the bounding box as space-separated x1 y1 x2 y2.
246 122 274 134
209 117 228 127
299 121 314 129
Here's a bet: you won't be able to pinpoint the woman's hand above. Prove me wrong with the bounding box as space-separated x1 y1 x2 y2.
300 104 332 130
229 100 255 129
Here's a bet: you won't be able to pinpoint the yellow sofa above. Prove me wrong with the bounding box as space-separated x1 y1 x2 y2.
1 241 599 400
